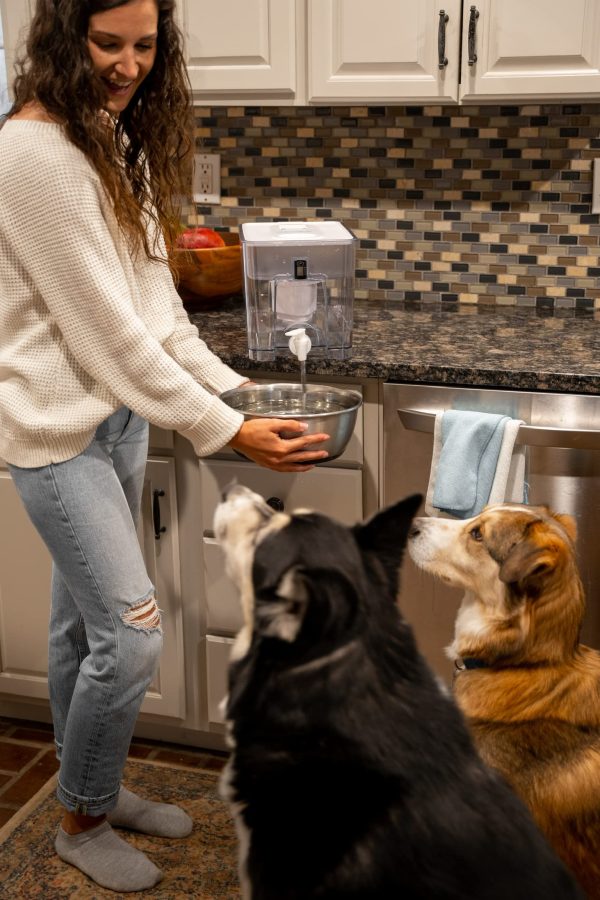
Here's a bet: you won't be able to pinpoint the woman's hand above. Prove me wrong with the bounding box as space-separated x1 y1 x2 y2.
228 418 330 472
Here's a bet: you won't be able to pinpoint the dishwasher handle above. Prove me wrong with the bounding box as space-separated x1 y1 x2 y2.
397 408 600 451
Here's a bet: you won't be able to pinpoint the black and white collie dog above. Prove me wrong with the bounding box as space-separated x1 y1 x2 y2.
214 484 581 900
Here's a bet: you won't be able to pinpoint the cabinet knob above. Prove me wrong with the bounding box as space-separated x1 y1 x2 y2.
266 496 285 512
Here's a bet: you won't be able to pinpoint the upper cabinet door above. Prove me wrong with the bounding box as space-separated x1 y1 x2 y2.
178 0 298 101
460 0 600 101
307 0 461 104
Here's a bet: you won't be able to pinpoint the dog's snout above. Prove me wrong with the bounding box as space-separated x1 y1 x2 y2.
409 517 429 539
221 480 242 502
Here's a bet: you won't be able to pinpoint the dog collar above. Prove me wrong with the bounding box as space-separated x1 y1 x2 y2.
457 657 489 670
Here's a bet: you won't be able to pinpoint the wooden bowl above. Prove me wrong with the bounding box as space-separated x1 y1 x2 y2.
169 232 243 307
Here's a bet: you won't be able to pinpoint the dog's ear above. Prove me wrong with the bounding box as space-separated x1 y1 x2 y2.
254 566 309 642
498 533 560 589
552 512 577 543
353 494 422 586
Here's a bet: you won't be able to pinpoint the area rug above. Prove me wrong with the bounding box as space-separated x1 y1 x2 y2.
0 758 240 899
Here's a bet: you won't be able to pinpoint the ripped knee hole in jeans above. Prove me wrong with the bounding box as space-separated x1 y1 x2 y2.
121 595 161 631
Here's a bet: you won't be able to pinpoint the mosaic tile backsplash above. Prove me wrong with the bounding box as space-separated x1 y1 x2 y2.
186 104 600 309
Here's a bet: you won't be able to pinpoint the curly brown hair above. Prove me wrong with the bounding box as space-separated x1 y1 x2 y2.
10 0 193 259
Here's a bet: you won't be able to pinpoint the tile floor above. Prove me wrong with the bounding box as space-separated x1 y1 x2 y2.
0 716 227 829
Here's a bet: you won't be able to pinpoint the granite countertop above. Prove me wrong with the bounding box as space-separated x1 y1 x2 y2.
188 298 600 395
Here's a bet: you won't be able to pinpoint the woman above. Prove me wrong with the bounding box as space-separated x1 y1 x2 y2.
0 0 329 891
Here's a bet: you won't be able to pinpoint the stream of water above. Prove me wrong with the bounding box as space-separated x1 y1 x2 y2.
299 360 307 409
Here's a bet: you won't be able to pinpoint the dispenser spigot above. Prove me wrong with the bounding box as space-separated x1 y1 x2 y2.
285 327 312 362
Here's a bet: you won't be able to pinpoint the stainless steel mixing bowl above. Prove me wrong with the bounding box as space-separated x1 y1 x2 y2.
220 382 363 462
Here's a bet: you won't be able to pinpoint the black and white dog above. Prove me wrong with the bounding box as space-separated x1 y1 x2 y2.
214 484 582 900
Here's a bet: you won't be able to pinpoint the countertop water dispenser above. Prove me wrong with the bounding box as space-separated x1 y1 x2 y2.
240 220 357 361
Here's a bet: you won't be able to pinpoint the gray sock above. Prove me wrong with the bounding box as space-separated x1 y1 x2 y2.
54 821 163 892
107 785 193 838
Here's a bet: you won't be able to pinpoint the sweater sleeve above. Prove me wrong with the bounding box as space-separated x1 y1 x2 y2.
1 137 245 457
148 228 249 396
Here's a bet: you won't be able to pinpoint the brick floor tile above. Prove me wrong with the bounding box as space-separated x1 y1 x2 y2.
0 807 16 826
197 755 228 772
0 743 39 772
127 744 154 759
2 750 59 805
11 727 55 745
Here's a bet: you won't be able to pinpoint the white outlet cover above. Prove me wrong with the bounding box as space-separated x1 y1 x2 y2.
193 153 221 204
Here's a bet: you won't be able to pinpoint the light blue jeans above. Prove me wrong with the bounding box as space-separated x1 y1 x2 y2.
8 408 162 815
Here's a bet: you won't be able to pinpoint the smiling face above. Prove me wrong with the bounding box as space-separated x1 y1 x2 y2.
87 0 159 114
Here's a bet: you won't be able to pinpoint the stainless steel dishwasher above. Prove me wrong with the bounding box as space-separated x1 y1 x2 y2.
383 382 600 683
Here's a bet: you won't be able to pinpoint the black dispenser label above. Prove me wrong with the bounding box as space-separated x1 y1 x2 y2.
293 258 308 280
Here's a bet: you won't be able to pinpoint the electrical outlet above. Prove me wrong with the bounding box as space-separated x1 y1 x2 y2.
193 153 221 204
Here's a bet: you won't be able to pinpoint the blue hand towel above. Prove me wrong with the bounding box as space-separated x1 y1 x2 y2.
432 410 509 518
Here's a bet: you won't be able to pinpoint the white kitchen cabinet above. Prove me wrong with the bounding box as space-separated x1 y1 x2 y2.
460 0 600 102
137 456 186 719
205 634 234 725
176 0 299 101
186 0 600 104
308 0 462 104
0 454 185 721
0 467 52 700
308 0 600 104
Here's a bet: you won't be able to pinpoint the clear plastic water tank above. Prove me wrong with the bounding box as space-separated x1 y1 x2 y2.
240 220 357 361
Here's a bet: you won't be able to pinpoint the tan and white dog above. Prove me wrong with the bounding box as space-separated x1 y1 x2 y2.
408 503 600 898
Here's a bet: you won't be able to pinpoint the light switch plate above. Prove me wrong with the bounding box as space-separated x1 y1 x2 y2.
193 153 221 204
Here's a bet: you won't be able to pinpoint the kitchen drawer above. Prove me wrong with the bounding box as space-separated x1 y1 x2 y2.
205 634 234 725
214 382 364 467
204 537 242 634
199 458 363 536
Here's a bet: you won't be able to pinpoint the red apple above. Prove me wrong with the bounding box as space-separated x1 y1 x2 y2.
175 227 226 250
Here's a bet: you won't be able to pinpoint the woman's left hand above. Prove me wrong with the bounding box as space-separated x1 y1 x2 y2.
228 417 329 472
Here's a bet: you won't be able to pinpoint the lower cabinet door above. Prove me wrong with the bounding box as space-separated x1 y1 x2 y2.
205 634 234 725
0 469 52 699
204 537 243 634
138 457 186 719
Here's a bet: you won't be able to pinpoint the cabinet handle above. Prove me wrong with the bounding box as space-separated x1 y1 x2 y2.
266 496 285 512
468 5 479 66
153 489 167 540
396 408 600 451
438 10 449 69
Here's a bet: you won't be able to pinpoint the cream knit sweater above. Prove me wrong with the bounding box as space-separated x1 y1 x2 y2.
0 120 246 467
